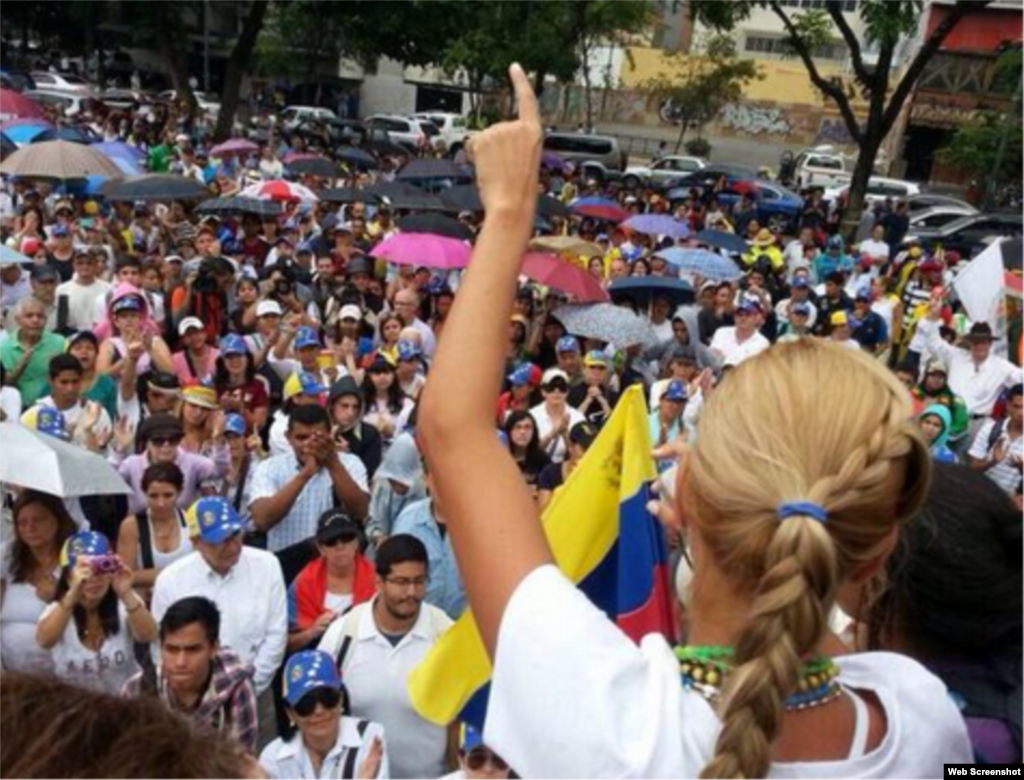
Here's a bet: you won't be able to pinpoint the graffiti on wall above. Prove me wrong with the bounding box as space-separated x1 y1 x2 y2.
814 117 855 145
718 102 791 135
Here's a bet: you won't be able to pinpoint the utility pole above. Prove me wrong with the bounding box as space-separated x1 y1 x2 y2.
203 0 211 93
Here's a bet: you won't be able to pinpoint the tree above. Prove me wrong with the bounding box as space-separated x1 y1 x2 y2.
213 0 270 141
938 110 1022 185
641 34 762 152
691 0 994 237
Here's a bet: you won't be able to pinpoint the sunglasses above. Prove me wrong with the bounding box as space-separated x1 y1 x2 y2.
150 436 183 447
321 532 359 547
293 686 342 718
543 380 569 393
465 748 509 773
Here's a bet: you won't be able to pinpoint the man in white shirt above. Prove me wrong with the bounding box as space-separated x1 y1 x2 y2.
56 248 111 331
318 535 454 779
775 275 818 332
23 353 112 452
151 497 287 696
393 289 437 358
529 368 585 464
857 223 890 272
709 296 770 366
968 383 1023 506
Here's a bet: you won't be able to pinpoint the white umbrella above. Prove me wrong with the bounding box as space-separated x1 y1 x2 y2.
0 422 130 497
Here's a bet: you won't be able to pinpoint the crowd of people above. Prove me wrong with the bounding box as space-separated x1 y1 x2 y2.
0 63 1021 778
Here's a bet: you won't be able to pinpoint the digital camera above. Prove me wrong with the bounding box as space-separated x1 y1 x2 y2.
90 555 120 575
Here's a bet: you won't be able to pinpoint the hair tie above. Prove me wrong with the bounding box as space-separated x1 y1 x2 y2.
777 501 828 524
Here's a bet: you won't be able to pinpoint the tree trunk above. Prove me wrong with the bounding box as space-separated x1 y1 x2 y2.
213 0 270 141
157 30 198 122
673 118 688 154
841 131 883 239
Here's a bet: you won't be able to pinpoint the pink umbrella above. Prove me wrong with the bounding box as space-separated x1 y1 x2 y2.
281 150 318 164
370 233 471 270
520 251 609 303
239 179 318 203
0 89 44 122
210 138 259 157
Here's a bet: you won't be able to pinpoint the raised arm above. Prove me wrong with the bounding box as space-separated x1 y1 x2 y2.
417 65 553 657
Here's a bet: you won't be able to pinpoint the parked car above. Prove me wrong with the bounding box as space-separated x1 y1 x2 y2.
159 90 220 119
904 212 1023 257
622 155 706 189
789 148 852 190
908 204 980 232
579 161 623 185
281 105 339 132
99 88 148 111
543 132 627 171
668 176 803 234
29 71 93 96
0 69 35 92
823 177 922 209
364 115 434 153
23 89 98 118
906 192 977 215
412 112 472 153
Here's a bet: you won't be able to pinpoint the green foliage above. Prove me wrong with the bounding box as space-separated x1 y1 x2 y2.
684 137 712 156
856 0 923 44
939 110 1022 180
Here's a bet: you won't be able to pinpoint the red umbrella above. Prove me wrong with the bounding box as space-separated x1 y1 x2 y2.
571 201 629 223
210 138 259 157
521 251 609 303
239 179 318 203
0 89 44 122
370 233 471 270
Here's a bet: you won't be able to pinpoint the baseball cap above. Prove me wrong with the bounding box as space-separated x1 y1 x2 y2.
396 339 421 362
165 254 184 265
256 300 283 318
854 287 871 302
30 264 60 283
282 650 342 708
178 316 205 336
830 310 850 327
316 508 361 545
67 330 99 348
24 406 69 439
736 296 763 315
583 350 609 368
223 412 246 437
293 326 320 350
51 224 70 237
790 301 811 317
541 367 569 386
219 333 247 356
568 421 598 448
908 245 923 259
186 496 245 544
791 276 810 289
339 304 362 322
111 295 144 314
346 257 371 276
147 372 181 395
179 382 220 410
555 336 580 354
137 413 184 442
60 530 111 568
663 379 687 403
924 356 949 376
461 723 485 752
284 371 326 402
507 362 540 388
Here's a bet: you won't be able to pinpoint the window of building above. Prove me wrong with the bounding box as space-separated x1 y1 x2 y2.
745 34 845 60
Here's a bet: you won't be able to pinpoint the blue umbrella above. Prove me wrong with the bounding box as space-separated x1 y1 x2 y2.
337 146 379 169
0 244 31 266
552 303 655 349
621 213 690 239
93 140 145 164
32 126 97 145
0 132 16 160
655 247 743 282
2 120 51 145
695 229 749 255
607 276 695 309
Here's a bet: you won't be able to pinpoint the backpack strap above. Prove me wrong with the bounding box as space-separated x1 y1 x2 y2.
988 419 1007 453
340 721 372 779
136 509 155 571
332 607 364 676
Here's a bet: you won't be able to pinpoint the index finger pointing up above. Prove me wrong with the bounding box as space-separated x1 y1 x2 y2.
509 62 540 126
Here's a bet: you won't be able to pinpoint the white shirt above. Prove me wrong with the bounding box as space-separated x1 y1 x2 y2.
259 718 390 779
26 397 112 453
0 543 55 674
318 598 453 780
41 601 139 695
151 548 287 693
968 419 1023 495
918 319 1022 415
709 327 770 366
775 298 818 330
529 403 585 465
56 276 111 331
857 238 890 264
485 565 973 778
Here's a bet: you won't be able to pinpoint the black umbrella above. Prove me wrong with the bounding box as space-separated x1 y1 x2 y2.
32 126 97 145
440 184 483 212
387 192 451 212
608 276 695 309
0 133 16 161
195 196 284 217
287 156 340 178
337 146 379 169
319 187 381 204
104 174 211 202
363 181 422 200
537 194 571 219
396 213 473 240
694 229 749 255
396 158 472 181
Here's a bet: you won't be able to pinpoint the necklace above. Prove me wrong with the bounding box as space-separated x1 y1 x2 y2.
675 645 842 711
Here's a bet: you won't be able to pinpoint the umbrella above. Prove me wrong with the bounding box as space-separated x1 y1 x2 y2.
694 229 749 255
239 179 319 203
104 174 210 202
1 119 52 145
287 156 341 178
396 158 472 181
621 213 690 240
195 195 284 217
363 181 422 199
0 422 130 497
608 276 696 309
529 235 603 259
281 150 317 164
0 133 15 160
337 146 379 169
396 213 473 241
319 187 380 204
520 252 609 303
210 138 259 158
537 194 571 219
0 140 123 179
655 247 743 282
552 303 655 349
440 184 483 213
0 244 31 266
92 140 145 164
32 126 96 145
386 192 451 212
370 233 471 269
571 196 629 223
0 88 44 121
541 150 566 171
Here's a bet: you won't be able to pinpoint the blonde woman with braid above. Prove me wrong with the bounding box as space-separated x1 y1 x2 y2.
417 64 973 779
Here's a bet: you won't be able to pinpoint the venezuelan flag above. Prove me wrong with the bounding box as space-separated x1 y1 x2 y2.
407 385 676 729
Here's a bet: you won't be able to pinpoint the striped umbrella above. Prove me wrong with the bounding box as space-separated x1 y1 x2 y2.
239 179 319 203
0 140 122 179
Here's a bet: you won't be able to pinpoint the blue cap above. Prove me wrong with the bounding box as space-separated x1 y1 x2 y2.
294 326 320 350
51 224 70 237
556 336 579 354
357 336 375 357
223 413 246 437
186 496 245 544
855 286 871 301
219 333 247 356
283 217 299 231
827 234 844 249
791 301 812 316
284 371 327 401
296 240 315 255
283 650 342 707
33 406 69 439
791 276 810 289
396 339 420 362
663 379 687 402
60 530 111 568
111 295 144 314
507 363 533 387
461 723 485 751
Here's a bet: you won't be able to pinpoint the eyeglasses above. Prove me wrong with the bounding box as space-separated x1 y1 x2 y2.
293 686 342 718
322 532 359 547
150 436 183 447
465 748 509 773
384 575 430 589
542 381 569 393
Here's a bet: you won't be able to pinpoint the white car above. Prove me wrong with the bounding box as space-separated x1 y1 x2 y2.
280 105 339 132
159 90 221 118
29 71 93 96
623 155 706 188
364 115 433 152
823 177 922 207
23 89 93 118
412 112 471 153
908 204 980 231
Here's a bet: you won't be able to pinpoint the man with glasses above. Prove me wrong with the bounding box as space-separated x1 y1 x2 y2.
530 367 585 464
318 535 453 779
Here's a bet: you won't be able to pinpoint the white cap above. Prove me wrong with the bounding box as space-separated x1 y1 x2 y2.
164 254 184 265
256 300 283 318
541 367 569 385
178 316 204 336
339 304 362 321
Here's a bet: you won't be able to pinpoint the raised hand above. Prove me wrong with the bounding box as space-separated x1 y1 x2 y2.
356 736 384 780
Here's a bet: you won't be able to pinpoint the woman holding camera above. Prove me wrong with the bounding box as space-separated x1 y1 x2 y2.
36 530 158 695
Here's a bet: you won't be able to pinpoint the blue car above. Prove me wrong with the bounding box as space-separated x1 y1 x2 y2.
667 176 802 234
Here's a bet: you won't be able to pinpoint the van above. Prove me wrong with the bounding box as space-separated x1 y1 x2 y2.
543 132 626 171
